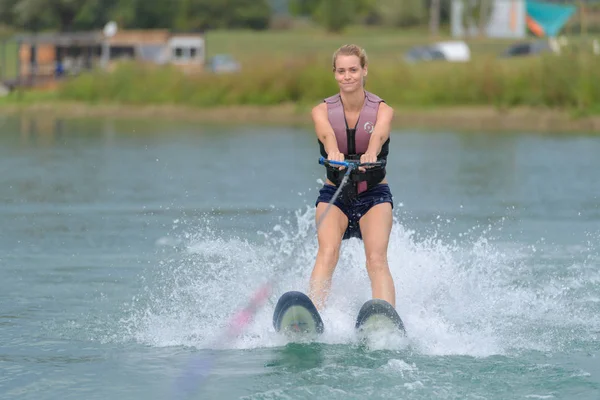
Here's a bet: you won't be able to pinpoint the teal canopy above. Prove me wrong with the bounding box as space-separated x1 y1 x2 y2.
527 0 577 37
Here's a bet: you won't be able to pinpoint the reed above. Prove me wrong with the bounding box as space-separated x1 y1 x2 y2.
54 53 600 113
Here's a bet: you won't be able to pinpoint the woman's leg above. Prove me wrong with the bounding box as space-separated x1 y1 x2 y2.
359 202 395 307
309 202 348 310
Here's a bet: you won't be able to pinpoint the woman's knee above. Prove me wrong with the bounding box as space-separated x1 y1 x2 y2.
317 245 341 262
366 252 388 268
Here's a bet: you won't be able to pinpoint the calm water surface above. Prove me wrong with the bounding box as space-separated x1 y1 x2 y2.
0 115 599 399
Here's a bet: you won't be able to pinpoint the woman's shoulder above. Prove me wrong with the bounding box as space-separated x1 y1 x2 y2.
311 102 328 116
366 91 393 111
379 102 393 111
377 101 394 120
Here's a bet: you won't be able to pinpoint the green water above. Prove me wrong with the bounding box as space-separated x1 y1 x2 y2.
0 114 599 399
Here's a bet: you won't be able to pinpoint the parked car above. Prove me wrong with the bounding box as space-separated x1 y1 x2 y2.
206 54 241 73
500 40 554 58
404 41 471 63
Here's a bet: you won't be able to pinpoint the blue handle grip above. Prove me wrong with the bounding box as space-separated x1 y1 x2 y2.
319 156 350 167
319 156 386 168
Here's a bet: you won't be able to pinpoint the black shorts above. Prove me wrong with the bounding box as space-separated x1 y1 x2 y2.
315 183 394 240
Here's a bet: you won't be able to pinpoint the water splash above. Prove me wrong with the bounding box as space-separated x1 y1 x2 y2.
119 207 600 357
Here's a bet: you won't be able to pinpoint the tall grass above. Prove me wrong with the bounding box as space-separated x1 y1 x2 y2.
56 53 600 112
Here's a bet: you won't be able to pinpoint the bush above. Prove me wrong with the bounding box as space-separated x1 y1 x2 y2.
57 53 600 112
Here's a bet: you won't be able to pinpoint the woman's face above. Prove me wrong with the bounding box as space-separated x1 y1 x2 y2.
334 55 367 93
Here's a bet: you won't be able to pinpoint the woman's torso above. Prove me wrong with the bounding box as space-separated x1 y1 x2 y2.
325 107 387 186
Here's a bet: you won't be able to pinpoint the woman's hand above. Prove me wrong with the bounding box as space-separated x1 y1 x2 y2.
359 152 377 172
328 151 345 170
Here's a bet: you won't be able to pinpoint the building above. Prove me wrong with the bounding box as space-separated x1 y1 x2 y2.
10 29 205 87
451 0 576 39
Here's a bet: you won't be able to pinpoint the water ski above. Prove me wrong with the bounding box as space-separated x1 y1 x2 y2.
273 291 324 339
355 299 406 336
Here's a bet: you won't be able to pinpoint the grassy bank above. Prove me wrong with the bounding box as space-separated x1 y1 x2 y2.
2 102 600 133
2 27 600 132
52 51 600 114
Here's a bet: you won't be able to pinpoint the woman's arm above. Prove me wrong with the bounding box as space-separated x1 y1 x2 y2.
312 103 344 162
361 103 394 163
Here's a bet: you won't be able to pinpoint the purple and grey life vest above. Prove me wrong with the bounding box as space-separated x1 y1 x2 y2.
318 90 389 195
325 90 381 155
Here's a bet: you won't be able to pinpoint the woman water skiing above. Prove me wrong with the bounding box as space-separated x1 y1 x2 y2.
309 44 396 311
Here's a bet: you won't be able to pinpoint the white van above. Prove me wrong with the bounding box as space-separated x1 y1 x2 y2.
404 40 471 63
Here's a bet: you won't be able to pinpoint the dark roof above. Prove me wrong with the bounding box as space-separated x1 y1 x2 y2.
14 31 103 45
13 30 205 46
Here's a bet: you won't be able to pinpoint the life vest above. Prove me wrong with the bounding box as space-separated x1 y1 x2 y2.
318 90 389 195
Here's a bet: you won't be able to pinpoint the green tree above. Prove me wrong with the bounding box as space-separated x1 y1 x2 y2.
289 0 321 15
67 0 120 31
0 0 273 32
0 0 118 31
0 0 18 26
174 0 271 31
110 0 176 29
362 0 426 27
11 0 56 31
315 0 356 32
228 0 271 30
290 0 373 32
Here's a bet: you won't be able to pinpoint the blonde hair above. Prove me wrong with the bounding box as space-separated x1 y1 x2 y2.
332 44 368 71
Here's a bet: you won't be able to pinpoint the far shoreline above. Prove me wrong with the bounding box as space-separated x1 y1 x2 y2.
1 102 599 134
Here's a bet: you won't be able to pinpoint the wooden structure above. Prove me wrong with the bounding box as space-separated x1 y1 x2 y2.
10 29 205 87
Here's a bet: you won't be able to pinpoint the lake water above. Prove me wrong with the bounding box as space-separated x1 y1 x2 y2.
1 114 599 399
